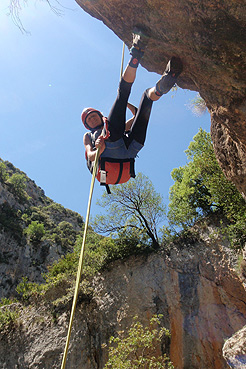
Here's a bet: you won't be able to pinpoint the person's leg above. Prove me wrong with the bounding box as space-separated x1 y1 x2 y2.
107 30 148 142
125 89 153 147
106 74 133 142
121 65 137 84
121 28 149 83
155 56 183 96
126 57 183 147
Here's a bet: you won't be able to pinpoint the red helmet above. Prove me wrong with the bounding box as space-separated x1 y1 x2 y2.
81 107 104 130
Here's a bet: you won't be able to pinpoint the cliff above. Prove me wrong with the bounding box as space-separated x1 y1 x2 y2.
75 0 246 199
0 159 246 367
0 225 246 368
223 325 246 368
0 160 83 298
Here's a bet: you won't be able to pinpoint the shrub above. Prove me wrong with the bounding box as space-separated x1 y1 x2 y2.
0 298 20 331
45 253 79 281
0 161 9 182
0 308 19 331
7 173 28 200
0 298 17 307
25 221 45 243
103 315 174 369
16 277 42 300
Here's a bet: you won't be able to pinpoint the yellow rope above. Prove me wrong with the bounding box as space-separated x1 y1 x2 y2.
120 42 125 79
60 148 100 369
61 40 126 369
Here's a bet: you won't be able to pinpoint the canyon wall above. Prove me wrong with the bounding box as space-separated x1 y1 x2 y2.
1 229 246 368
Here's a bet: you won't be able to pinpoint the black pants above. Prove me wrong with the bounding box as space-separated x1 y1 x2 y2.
107 78 153 147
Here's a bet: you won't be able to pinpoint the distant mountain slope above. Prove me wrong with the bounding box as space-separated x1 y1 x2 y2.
0 159 83 298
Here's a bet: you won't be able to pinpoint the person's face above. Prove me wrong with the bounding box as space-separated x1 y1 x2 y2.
86 112 102 129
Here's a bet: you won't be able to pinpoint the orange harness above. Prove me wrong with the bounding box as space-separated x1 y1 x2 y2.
85 118 136 193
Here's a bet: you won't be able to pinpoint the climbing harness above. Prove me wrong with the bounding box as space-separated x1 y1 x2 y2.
60 42 126 369
98 157 136 185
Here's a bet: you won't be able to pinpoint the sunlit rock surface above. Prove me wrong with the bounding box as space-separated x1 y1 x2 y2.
1 230 246 368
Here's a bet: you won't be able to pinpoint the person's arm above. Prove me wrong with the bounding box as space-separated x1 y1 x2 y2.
83 133 105 162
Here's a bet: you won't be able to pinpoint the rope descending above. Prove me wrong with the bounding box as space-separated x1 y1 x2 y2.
60 41 126 369
60 148 100 369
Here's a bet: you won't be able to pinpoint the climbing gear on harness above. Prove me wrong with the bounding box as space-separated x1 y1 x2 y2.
155 56 183 96
97 157 136 194
101 116 110 139
81 108 104 130
129 27 149 68
86 153 135 194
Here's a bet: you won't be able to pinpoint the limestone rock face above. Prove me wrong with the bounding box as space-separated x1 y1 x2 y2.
0 234 246 369
223 247 246 369
223 325 246 369
75 0 246 198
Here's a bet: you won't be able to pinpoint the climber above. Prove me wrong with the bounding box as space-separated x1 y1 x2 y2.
82 28 183 190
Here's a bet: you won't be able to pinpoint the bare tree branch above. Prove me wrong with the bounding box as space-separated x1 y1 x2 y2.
7 0 66 33
93 173 166 249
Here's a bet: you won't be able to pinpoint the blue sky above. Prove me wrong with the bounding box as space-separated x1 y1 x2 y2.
0 0 210 221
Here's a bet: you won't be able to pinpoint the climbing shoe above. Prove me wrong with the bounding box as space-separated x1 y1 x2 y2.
129 27 149 68
155 57 183 96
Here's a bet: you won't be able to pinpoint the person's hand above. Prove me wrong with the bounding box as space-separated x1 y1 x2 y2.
95 135 105 154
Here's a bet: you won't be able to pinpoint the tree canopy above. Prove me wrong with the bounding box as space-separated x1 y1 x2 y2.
93 130 245 249
93 173 166 249
168 128 246 247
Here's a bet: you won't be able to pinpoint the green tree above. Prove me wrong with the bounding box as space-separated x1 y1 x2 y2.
93 173 166 249
168 128 246 247
7 173 28 200
25 221 45 243
0 161 9 182
103 315 174 369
